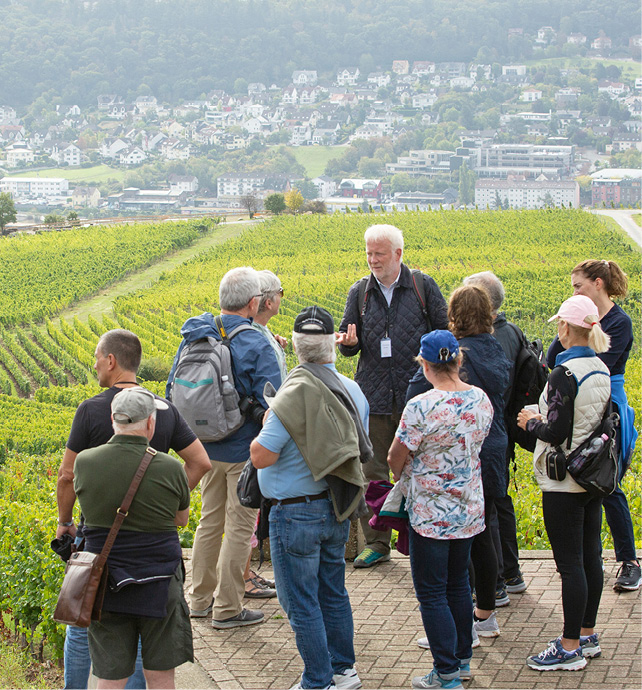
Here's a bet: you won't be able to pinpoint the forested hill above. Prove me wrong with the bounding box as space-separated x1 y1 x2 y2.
1 0 639 108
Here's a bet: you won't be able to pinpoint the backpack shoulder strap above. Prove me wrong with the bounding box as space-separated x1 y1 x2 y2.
577 369 610 386
556 365 578 451
358 270 431 331
410 269 431 332
214 315 252 347
357 276 369 320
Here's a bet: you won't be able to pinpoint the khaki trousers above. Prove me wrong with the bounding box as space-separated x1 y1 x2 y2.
189 459 257 620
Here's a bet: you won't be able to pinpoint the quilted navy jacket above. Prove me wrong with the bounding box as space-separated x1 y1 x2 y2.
459 333 510 497
338 263 448 415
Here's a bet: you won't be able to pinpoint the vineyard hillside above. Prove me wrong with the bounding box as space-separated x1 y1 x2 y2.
0 209 639 659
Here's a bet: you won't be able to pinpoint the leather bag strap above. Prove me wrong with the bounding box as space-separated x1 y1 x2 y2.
95 447 157 568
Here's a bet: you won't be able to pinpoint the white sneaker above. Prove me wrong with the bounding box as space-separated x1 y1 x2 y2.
417 624 480 650
333 666 362 689
473 611 500 637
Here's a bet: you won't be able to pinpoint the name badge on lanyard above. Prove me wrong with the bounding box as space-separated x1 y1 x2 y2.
380 338 392 358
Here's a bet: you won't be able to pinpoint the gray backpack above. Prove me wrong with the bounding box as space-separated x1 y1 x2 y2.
169 316 252 442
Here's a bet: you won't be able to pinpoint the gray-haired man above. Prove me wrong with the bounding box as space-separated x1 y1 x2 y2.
167 266 283 628
74 387 193 689
337 224 448 567
251 306 367 689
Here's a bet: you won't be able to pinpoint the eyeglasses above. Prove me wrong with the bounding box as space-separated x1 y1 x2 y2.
260 287 284 298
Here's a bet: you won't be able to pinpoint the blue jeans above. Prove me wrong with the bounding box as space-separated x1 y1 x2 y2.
409 529 474 679
64 625 145 689
269 497 355 689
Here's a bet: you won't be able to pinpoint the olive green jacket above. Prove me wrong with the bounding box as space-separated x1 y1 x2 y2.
270 367 365 522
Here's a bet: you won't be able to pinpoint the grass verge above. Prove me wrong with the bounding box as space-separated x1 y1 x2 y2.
0 638 61 689
57 220 248 322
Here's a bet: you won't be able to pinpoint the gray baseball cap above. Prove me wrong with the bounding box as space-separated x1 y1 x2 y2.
111 387 168 424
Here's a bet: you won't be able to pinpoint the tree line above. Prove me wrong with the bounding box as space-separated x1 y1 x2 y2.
0 0 639 108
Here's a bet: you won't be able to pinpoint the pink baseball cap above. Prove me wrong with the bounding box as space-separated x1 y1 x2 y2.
548 295 600 329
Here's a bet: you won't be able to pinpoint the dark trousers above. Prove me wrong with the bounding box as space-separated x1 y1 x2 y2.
543 491 603 640
603 459 637 563
359 406 401 555
491 494 522 582
470 494 498 611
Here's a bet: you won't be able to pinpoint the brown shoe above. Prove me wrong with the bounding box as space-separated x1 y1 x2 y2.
244 575 277 598
249 569 275 588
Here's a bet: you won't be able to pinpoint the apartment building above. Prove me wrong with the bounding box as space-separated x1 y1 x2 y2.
0 176 69 198
475 178 579 209
470 144 575 179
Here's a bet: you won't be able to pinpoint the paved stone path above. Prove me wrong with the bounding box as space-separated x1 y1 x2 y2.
182 550 640 689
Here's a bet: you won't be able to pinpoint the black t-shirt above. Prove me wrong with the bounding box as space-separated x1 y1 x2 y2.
66 386 197 454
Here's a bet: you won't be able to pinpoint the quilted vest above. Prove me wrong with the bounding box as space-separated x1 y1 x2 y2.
533 354 610 493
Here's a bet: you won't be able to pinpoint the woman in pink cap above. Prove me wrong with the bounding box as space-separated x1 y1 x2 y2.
547 260 639 593
517 295 611 672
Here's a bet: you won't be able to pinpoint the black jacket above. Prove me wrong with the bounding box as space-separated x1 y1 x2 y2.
492 313 522 405
338 263 447 414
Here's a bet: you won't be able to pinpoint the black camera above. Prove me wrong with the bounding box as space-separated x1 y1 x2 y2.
546 447 567 481
239 396 266 425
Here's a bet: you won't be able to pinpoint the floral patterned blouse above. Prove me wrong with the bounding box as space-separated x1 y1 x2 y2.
396 387 493 539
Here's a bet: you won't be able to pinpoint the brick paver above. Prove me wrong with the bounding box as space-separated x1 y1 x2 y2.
184 550 641 689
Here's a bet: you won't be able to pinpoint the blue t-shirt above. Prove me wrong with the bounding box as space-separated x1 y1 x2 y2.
257 364 369 500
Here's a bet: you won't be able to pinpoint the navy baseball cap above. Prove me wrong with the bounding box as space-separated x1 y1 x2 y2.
293 306 335 334
419 330 459 363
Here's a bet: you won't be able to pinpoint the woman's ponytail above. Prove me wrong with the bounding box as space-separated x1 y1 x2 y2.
588 321 611 354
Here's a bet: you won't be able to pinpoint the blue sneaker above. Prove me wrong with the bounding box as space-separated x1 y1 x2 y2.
580 633 601 658
411 670 463 689
353 548 391 568
495 586 510 607
459 664 471 681
527 638 587 671
549 633 601 659
504 576 527 593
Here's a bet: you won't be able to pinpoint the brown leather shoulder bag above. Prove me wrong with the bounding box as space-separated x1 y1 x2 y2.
53 447 156 627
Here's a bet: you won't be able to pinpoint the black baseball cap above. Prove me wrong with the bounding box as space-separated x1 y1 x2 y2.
293 306 335 334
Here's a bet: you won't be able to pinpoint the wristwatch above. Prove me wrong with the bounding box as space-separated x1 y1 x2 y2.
58 520 74 526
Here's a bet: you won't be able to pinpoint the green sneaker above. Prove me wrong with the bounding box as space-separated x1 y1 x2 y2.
353 548 391 568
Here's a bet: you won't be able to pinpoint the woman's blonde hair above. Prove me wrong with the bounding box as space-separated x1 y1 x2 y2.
564 321 611 354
